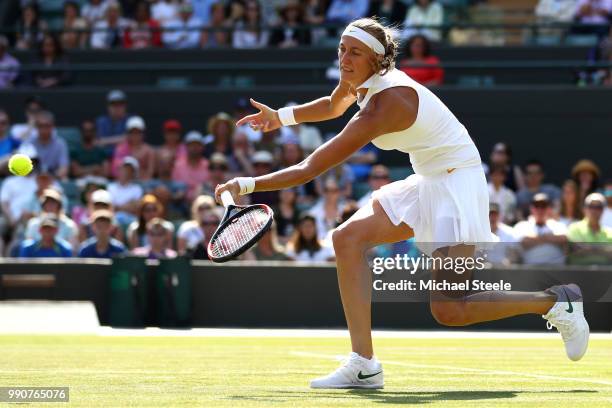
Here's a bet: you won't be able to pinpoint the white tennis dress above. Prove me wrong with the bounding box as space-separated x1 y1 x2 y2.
358 68 492 249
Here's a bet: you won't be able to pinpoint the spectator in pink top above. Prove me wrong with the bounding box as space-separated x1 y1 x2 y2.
171 131 210 201
111 116 155 180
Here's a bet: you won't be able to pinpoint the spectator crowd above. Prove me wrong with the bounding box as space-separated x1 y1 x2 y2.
0 89 610 265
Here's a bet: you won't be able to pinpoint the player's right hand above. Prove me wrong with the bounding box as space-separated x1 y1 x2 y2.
235 98 282 133
214 179 240 206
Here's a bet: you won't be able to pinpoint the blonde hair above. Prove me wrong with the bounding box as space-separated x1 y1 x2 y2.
349 17 399 75
190 195 216 220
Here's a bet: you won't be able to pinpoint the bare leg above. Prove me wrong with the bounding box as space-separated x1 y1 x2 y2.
332 199 413 358
430 244 557 326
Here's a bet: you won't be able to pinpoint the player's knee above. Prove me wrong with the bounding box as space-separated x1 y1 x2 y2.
430 300 469 327
331 224 367 254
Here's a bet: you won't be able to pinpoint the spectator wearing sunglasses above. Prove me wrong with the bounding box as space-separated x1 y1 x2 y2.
177 194 216 255
567 193 612 264
132 217 177 259
357 165 391 208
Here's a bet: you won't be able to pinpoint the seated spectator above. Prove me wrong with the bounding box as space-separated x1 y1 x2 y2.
484 142 524 192
514 193 568 265
250 151 280 207
368 0 408 26
347 142 378 182
571 159 601 204
204 112 234 159
558 179 583 226
269 1 311 48
177 194 216 254
151 0 179 24
62 1 88 49
172 131 210 201
162 2 202 49
357 165 391 208
399 34 444 86
124 0 162 48
273 187 299 244
535 0 578 24
286 213 335 262
78 210 126 258
10 96 45 142
70 119 110 178
0 35 20 89
232 0 270 48
26 111 69 179
228 131 255 176
516 160 561 219
107 156 144 225
200 1 231 47
91 1 133 49
71 178 108 227
24 188 78 250
126 194 174 249
247 222 290 260
202 153 231 196
15 2 47 50
190 208 222 259
315 164 354 199
191 0 219 25
309 178 347 240
402 0 444 42
326 0 369 25
111 116 155 179
488 164 517 225
156 120 186 178
323 200 359 248
96 89 130 150
19 214 72 258
567 192 612 264
31 34 71 89
280 102 323 154
0 110 21 174
145 158 188 220
132 217 177 259
304 0 327 44
488 202 519 265
603 179 612 228
23 168 68 216
77 188 125 242
573 0 612 37
83 0 110 26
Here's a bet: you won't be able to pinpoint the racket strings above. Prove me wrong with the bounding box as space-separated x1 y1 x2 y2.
209 208 270 258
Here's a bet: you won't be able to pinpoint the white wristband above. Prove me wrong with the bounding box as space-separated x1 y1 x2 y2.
236 177 255 195
277 106 297 126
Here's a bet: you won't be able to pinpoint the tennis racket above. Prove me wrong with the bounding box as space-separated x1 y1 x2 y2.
207 190 274 263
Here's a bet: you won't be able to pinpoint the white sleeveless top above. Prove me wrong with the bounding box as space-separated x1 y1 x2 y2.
356 68 481 177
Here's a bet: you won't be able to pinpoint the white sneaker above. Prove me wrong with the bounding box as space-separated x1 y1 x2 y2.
542 283 589 361
310 352 384 389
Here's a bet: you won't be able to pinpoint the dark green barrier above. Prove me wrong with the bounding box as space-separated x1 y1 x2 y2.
156 257 192 327
108 257 148 327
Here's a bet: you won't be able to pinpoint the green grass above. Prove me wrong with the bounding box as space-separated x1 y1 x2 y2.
0 335 611 407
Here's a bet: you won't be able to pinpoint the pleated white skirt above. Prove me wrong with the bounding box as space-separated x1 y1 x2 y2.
372 164 493 254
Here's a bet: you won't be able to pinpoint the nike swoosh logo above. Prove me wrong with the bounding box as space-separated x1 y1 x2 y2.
357 371 382 380
563 288 573 313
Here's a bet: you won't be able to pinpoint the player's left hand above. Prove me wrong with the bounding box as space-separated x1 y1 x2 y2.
235 98 282 133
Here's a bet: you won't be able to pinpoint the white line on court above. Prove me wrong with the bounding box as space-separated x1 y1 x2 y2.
291 351 612 387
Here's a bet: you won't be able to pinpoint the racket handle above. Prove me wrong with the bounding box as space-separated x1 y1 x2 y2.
220 190 235 207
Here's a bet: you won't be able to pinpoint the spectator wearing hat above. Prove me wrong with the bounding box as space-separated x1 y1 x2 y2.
602 179 612 229
124 1 162 49
199 1 231 47
204 112 234 159
24 111 69 179
357 165 391 208
155 119 186 177
96 89 130 149
571 159 601 205
77 188 125 242
250 150 279 207
126 194 174 249
0 110 21 174
18 214 72 258
162 1 203 49
24 188 78 249
488 202 520 265
172 131 210 201
71 179 108 227
516 160 561 220
78 210 126 258
91 1 133 49
107 156 144 225
23 167 68 217
488 164 517 225
269 0 311 48
0 35 20 89
513 193 568 265
567 192 612 264
111 116 155 179
132 217 177 259
70 119 110 178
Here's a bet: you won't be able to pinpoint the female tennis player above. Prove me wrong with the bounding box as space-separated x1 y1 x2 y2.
214 18 589 389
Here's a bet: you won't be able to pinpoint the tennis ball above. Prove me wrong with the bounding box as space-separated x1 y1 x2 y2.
8 153 34 176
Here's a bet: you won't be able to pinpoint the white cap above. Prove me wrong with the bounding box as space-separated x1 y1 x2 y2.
184 130 205 144
122 156 140 172
585 192 605 206
252 150 274 164
126 116 145 131
91 189 112 204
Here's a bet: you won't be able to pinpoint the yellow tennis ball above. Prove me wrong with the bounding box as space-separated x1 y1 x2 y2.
8 153 34 176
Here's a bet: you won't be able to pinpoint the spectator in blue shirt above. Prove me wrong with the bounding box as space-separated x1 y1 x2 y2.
26 111 69 179
78 210 126 258
19 213 72 257
96 89 130 151
326 0 369 25
0 110 21 175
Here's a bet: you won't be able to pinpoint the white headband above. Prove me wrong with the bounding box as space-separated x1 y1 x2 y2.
341 25 385 55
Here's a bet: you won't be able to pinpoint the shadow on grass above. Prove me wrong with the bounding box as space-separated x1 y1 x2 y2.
226 389 597 405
